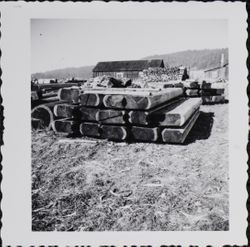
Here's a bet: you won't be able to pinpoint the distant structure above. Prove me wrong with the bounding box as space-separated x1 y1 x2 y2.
204 54 229 80
92 59 165 79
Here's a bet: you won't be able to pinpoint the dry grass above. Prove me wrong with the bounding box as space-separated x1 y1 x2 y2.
32 104 229 231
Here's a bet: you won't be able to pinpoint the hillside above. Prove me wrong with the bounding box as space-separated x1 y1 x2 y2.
32 48 228 80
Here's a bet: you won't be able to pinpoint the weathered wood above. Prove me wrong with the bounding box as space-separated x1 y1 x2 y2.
54 104 80 118
100 125 128 141
103 88 183 110
79 93 104 107
131 126 159 142
58 87 81 103
151 98 202 127
200 88 225 96
79 122 101 137
202 95 226 104
79 106 99 122
185 89 200 97
97 109 127 124
129 97 184 126
52 119 80 134
161 110 200 143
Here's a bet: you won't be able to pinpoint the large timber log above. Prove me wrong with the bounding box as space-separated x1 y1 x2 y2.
131 126 160 142
79 106 99 122
31 101 65 129
161 109 200 144
58 87 81 103
54 104 80 118
202 95 226 104
150 98 202 127
100 125 128 141
200 88 225 96
79 93 104 107
38 83 80 90
79 122 101 138
97 109 128 124
128 97 184 126
103 88 183 110
52 119 80 134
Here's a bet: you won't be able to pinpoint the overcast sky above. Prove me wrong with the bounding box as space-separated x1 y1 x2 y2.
31 19 228 73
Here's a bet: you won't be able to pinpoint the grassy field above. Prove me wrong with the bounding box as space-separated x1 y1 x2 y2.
32 104 229 231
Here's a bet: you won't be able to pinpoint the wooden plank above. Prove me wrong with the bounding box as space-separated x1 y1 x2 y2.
129 97 184 126
185 89 200 97
79 122 101 137
151 98 202 127
38 83 80 90
54 104 79 118
97 109 127 124
82 87 161 93
58 87 81 103
52 119 80 134
200 88 225 96
79 106 99 122
202 95 226 104
100 125 128 141
79 93 104 107
161 110 200 144
131 126 159 142
103 88 183 110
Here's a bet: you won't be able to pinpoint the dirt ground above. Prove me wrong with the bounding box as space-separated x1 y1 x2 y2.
32 104 229 231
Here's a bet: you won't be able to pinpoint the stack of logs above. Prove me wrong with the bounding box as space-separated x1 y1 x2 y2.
147 79 228 104
32 87 203 144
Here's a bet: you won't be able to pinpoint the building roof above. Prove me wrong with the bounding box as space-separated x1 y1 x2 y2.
204 63 229 73
93 59 165 72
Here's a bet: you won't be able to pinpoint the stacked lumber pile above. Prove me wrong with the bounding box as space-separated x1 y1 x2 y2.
32 87 203 144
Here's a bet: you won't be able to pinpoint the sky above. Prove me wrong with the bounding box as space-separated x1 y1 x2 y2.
31 19 228 73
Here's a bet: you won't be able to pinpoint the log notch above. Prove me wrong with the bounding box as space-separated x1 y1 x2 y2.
202 95 226 104
161 109 200 144
79 122 101 138
52 119 80 135
79 93 104 107
185 89 200 97
54 104 80 118
97 109 128 124
79 106 99 122
131 126 160 142
129 97 184 126
100 125 128 141
150 98 202 127
58 87 81 104
103 88 183 110
31 101 64 130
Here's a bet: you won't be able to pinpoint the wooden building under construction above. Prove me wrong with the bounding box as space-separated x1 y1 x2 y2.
92 59 165 79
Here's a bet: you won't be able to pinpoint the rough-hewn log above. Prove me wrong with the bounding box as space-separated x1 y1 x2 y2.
128 97 184 126
161 110 200 143
54 104 80 118
150 98 202 127
79 122 101 137
58 87 81 103
100 125 128 141
202 95 226 104
79 93 104 107
131 126 159 142
103 88 183 110
185 89 200 97
97 109 128 124
52 119 80 134
79 107 99 122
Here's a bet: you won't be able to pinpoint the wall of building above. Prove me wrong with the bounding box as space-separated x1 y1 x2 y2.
93 71 140 79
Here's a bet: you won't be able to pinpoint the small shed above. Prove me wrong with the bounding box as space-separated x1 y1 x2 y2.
92 59 165 79
204 63 229 80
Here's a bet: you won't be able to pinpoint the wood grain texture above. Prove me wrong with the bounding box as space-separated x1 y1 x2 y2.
58 87 81 103
53 104 79 118
131 126 159 142
79 122 101 137
100 125 128 141
79 107 99 122
79 93 104 107
52 119 80 134
97 109 127 124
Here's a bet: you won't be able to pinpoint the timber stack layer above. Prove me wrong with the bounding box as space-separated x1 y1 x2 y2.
32 87 202 144
147 79 228 104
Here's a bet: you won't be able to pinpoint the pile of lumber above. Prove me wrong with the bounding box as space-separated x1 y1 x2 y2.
147 79 228 104
32 87 203 144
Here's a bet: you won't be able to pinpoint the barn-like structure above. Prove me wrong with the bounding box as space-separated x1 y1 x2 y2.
204 63 229 81
92 59 165 79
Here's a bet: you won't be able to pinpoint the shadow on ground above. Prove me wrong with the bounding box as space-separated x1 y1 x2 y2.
185 111 214 144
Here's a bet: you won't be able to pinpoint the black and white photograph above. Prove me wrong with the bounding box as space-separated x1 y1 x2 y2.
1 2 248 246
